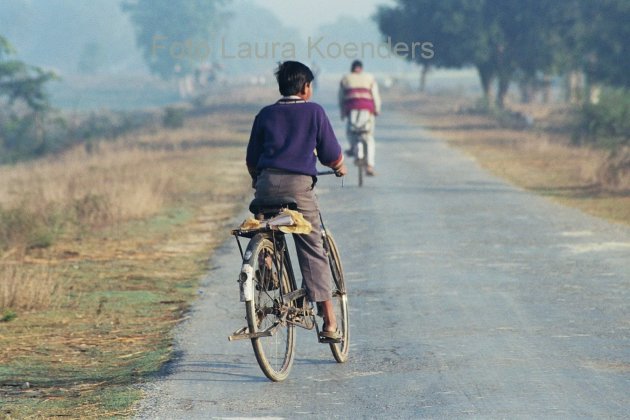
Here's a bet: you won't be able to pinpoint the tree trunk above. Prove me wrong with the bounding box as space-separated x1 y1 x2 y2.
518 79 534 104
476 63 494 108
496 72 511 109
419 64 430 92
565 70 583 104
541 74 552 104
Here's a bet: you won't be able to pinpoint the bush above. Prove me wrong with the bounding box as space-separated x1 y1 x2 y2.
0 114 44 162
0 205 62 252
460 99 532 130
74 111 143 140
0 109 158 164
575 88 630 148
596 147 630 191
73 193 112 227
1 309 17 322
163 106 185 128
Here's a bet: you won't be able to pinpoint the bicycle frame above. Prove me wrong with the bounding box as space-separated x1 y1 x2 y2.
228 201 349 379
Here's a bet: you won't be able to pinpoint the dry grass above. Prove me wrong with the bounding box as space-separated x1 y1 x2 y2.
1 148 172 225
597 147 630 191
386 90 630 225
0 264 63 312
1 135 212 226
0 106 259 251
0 96 256 417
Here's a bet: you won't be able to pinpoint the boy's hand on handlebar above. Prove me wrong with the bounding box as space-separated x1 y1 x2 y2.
334 163 348 177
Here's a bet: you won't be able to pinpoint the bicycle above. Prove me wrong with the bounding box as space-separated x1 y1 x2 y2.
354 135 369 188
228 172 349 381
347 109 373 187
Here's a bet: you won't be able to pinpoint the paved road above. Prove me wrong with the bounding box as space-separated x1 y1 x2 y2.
136 108 630 418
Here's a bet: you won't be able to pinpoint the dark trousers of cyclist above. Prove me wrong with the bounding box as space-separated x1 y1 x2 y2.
254 169 333 302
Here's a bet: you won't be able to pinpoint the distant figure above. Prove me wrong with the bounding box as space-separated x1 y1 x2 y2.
174 64 194 98
338 60 381 176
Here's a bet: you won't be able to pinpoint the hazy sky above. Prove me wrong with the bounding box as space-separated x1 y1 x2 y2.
250 0 395 37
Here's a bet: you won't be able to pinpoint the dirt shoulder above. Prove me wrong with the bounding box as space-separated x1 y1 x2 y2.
385 90 630 226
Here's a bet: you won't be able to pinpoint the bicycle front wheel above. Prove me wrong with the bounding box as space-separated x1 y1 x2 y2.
324 231 349 362
244 234 296 381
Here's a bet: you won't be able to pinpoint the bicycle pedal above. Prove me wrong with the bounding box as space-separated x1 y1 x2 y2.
318 336 343 344
228 326 250 341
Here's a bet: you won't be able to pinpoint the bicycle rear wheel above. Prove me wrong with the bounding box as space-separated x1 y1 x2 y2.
244 234 296 381
358 161 364 187
356 140 364 187
324 231 349 362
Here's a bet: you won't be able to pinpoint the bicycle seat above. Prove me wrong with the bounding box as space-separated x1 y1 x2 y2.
249 197 298 217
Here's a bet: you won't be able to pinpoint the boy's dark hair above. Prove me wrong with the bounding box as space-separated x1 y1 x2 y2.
274 61 314 96
351 60 363 71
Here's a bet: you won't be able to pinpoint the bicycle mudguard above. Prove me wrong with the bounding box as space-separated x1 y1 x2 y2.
238 263 254 302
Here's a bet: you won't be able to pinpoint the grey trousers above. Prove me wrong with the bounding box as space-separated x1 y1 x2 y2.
254 170 333 302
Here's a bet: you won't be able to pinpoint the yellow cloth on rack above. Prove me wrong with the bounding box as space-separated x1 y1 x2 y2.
273 209 312 234
239 217 261 230
236 209 312 234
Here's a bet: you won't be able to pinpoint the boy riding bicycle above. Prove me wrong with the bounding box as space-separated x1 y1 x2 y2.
246 61 347 342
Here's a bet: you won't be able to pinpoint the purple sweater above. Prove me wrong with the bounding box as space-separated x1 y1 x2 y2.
246 99 343 177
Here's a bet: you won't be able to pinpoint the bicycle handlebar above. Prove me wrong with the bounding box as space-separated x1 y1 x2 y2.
317 170 336 176
318 169 344 187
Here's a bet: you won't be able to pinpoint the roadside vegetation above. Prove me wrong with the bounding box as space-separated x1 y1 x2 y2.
386 88 630 226
0 87 273 417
